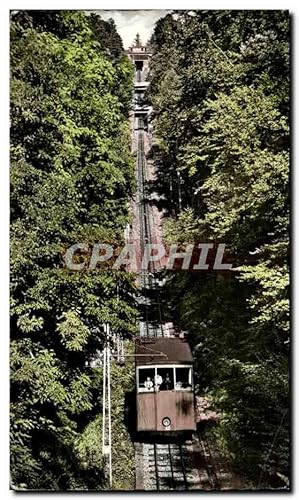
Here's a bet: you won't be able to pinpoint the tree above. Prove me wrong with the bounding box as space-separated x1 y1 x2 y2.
149 10 290 488
134 33 142 47
10 10 136 489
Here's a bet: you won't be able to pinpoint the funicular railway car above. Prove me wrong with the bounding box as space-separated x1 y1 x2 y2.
135 337 197 433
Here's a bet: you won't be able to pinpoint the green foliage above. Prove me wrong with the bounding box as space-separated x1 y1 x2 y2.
164 208 199 243
110 349 135 490
10 10 136 490
57 311 90 351
74 347 135 491
75 415 104 474
150 10 290 488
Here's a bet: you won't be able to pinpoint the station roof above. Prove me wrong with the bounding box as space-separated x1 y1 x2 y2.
135 337 193 366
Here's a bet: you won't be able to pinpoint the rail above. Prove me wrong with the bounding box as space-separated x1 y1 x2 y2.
135 96 164 338
135 432 229 491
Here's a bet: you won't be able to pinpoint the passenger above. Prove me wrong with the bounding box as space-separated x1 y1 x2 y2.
154 373 162 390
144 376 153 391
164 372 172 390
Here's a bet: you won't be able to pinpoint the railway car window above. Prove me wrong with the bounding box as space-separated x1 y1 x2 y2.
138 368 155 392
157 368 174 391
175 367 192 390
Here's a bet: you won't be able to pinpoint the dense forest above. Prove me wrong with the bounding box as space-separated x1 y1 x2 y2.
10 10 136 490
10 9 290 491
148 10 290 488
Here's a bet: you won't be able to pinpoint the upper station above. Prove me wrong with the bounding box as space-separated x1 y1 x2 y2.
126 34 152 89
127 34 152 119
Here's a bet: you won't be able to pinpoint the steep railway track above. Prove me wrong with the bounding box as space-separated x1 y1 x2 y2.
133 92 198 492
137 442 189 491
132 82 237 491
132 75 237 490
133 122 236 490
135 433 227 491
136 115 164 338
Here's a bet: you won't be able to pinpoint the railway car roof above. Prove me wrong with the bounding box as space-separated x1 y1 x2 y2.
135 337 193 365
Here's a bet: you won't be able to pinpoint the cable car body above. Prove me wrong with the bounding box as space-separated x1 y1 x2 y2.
135 337 197 433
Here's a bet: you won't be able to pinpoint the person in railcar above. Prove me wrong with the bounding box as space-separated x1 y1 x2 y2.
154 373 162 390
164 372 172 390
144 376 154 391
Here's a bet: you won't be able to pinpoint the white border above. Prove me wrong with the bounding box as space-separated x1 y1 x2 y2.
1 1 298 8
1 1 296 497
